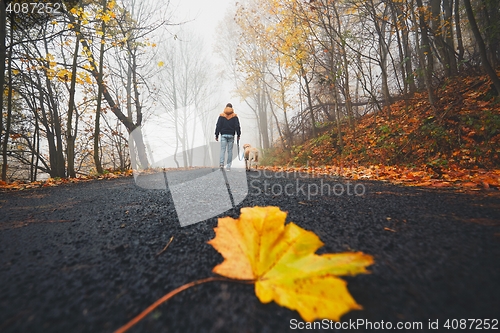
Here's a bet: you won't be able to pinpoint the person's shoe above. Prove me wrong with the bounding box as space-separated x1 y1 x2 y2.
226 166 231 171
219 164 224 169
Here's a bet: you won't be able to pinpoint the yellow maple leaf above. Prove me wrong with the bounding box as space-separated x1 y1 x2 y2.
101 13 111 23
208 206 373 322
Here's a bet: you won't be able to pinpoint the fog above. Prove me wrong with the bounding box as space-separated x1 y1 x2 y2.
138 0 259 170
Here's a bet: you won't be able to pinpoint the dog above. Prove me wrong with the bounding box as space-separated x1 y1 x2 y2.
243 144 259 171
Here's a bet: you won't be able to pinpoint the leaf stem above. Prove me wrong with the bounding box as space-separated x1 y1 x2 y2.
114 276 254 333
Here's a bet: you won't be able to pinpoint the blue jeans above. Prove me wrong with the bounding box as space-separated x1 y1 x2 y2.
219 134 234 167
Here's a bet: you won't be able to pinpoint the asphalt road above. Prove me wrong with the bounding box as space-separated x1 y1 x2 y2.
1 170 499 332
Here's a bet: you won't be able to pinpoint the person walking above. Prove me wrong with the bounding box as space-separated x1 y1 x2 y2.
215 103 241 171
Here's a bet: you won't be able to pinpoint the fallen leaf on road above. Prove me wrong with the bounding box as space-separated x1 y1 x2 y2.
208 206 374 322
115 206 374 333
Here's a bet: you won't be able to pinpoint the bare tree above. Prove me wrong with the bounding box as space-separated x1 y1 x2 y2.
159 30 217 167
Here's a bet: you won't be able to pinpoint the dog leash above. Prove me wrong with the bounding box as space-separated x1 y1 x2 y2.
236 138 244 161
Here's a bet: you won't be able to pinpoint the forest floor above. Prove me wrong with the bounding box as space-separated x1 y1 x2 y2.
264 73 500 192
1 171 499 333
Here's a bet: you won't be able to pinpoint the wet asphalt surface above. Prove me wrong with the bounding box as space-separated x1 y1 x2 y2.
1 170 499 333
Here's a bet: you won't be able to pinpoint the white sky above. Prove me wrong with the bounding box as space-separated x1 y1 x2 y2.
173 0 236 104
169 0 236 50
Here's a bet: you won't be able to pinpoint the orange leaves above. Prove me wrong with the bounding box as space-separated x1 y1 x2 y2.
209 206 373 322
261 165 499 190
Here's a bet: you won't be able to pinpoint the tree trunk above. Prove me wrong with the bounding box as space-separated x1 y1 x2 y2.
391 2 408 99
430 0 450 76
0 1 6 180
479 0 500 68
464 0 500 94
93 0 107 174
454 0 465 65
66 6 81 178
372 2 392 118
31 115 40 181
266 89 286 149
331 2 354 128
333 82 343 152
278 66 292 147
1 10 12 181
302 70 316 137
259 88 270 149
392 0 417 94
442 0 458 75
414 0 437 107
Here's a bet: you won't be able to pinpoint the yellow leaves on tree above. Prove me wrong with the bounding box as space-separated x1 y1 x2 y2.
98 12 111 23
240 1 317 90
263 0 314 71
208 206 373 322
56 68 72 82
68 71 94 85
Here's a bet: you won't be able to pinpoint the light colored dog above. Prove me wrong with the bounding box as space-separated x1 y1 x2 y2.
243 144 259 171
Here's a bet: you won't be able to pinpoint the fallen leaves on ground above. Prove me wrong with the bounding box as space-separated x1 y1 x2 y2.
0 167 210 191
208 206 374 322
0 169 133 191
262 165 500 191
264 74 499 189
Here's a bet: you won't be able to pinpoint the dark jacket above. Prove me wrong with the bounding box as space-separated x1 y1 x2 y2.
215 107 241 138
